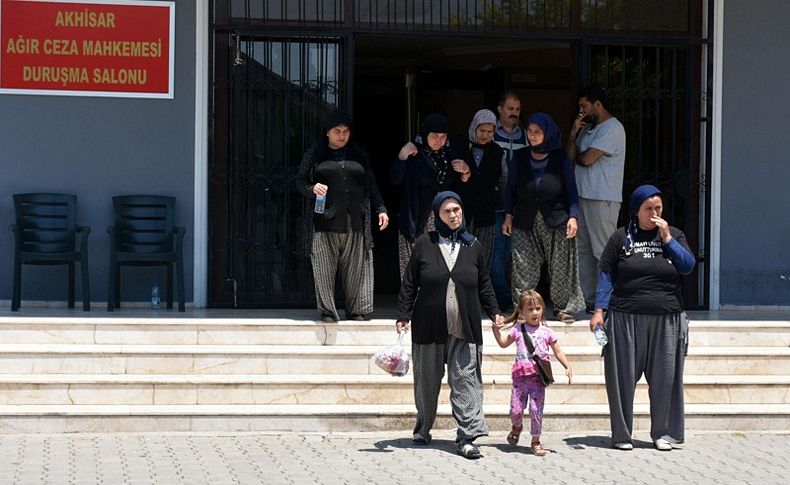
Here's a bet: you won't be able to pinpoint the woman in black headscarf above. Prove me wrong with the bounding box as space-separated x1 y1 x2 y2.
296 110 388 322
390 113 466 279
395 191 502 459
591 184 696 451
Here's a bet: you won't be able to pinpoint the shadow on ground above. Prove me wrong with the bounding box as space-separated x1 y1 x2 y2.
365 438 464 457
562 435 612 450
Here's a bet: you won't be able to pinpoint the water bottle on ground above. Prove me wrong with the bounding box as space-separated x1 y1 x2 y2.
151 284 161 308
314 192 327 214
594 326 608 346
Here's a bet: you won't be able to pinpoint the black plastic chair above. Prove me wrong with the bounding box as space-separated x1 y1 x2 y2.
107 195 185 312
10 193 91 311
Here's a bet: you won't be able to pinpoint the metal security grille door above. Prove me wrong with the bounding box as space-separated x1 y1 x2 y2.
586 43 702 306
210 35 345 307
587 45 698 226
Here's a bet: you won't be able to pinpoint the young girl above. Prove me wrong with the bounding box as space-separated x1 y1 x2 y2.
491 290 573 456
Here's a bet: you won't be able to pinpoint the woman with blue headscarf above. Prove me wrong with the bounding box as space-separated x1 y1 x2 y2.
591 184 695 451
396 191 503 459
503 112 585 323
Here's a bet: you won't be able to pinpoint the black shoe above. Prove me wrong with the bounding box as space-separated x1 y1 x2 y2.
320 315 338 323
412 434 431 445
346 314 366 321
457 440 481 459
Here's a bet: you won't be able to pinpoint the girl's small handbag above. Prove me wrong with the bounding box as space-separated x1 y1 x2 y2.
519 323 554 386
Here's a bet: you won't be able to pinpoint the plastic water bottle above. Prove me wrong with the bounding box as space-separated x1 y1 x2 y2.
594 326 608 346
151 284 161 308
314 193 327 214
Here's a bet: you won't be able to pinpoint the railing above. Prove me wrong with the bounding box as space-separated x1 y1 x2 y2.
215 0 694 35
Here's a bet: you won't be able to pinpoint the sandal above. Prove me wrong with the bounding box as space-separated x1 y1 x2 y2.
530 440 546 457
554 310 575 324
506 425 522 445
457 440 482 459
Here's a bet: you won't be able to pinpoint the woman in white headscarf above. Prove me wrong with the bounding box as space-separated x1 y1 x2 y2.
452 109 504 268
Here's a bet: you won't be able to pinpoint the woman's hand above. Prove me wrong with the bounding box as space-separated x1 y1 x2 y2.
565 365 573 385
589 309 605 332
502 214 513 236
312 183 328 196
378 213 389 230
396 320 410 334
492 314 505 331
398 142 418 160
450 159 470 174
652 216 672 243
451 159 471 182
566 217 578 239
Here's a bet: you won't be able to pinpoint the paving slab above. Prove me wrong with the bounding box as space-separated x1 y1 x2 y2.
0 430 788 484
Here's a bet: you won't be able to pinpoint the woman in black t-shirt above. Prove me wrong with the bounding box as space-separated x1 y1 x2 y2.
590 184 696 452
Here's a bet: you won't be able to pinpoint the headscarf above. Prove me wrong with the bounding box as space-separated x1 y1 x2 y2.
432 191 477 250
325 109 353 132
467 109 497 145
420 113 449 141
526 112 562 153
321 109 353 160
419 113 450 185
624 184 663 255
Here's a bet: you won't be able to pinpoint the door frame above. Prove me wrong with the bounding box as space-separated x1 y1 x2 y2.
194 0 209 308
202 3 719 309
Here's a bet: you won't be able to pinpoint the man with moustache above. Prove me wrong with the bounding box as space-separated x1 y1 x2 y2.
565 85 626 313
491 91 528 312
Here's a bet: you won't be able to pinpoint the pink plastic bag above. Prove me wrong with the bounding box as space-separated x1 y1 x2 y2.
372 333 410 376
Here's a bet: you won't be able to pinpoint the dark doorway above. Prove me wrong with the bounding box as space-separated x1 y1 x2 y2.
353 36 574 294
353 36 575 295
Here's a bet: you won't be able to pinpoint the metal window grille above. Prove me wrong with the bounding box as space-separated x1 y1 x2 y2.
216 1 690 33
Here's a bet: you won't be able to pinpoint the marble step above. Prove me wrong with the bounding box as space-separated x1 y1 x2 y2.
0 344 788 375
1 317 788 347
0 374 786 406
0 403 788 433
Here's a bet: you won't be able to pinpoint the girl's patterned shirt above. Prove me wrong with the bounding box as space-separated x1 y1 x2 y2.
508 323 557 378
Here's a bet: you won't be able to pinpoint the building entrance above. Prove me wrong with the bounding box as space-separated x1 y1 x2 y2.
208 2 707 309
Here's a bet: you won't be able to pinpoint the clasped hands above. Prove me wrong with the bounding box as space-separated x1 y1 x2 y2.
397 314 505 334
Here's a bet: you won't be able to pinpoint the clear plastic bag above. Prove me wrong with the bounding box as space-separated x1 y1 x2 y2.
372 333 410 377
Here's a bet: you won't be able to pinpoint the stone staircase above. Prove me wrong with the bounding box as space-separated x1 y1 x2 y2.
0 312 788 433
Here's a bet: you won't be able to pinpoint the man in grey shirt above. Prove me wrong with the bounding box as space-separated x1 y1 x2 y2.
565 86 626 312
